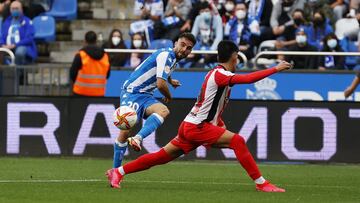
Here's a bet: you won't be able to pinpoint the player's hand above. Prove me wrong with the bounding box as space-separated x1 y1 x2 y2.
163 97 172 103
275 61 293 72
344 86 354 98
170 79 181 88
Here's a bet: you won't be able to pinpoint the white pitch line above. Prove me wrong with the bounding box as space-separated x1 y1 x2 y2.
0 179 355 189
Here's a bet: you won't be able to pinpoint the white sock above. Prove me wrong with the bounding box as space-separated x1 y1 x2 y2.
115 139 128 147
254 176 266 184
134 134 143 141
118 166 125 176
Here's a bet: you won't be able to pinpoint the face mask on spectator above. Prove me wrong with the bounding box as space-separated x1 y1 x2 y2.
200 11 212 23
11 10 21 18
225 3 235 12
327 39 337 49
112 37 121 46
313 17 324 26
296 35 307 44
283 6 291 12
133 40 142 48
293 18 304 26
235 10 246 20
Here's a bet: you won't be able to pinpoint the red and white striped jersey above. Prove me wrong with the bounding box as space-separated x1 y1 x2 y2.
184 65 234 125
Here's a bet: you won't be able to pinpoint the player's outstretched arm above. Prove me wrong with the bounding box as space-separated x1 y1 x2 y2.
157 78 172 103
344 75 360 98
229 61 292 85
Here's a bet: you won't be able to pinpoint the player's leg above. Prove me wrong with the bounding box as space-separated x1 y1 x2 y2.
128 102 169 151
106 143 183 188
212 131 285 192
112 130 130 168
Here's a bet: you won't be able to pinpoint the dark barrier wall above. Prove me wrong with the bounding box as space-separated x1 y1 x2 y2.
1 97 360 163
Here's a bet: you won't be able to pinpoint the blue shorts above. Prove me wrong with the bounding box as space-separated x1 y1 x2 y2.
120 90 160 123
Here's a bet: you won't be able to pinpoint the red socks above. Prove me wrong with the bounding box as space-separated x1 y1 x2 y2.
123 148 174 175
229 134 262 180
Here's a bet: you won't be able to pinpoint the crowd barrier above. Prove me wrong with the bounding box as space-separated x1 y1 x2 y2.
1 96 359 163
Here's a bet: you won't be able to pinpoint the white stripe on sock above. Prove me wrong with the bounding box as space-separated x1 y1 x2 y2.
153 113 164 124
115 140 128 147
118 167 125 175
254 176 266 184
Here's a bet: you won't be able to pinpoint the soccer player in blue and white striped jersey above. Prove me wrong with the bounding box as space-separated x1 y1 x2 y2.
112 33 196 168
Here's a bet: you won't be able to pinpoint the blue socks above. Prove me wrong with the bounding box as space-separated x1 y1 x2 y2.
113 141 128 168
137 113 164 140
113 113 164 168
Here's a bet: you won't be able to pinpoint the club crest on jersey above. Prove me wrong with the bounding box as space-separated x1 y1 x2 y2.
164 65 171 74
246 78 281 100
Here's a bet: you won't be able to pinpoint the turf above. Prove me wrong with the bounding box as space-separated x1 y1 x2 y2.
0 158 359 203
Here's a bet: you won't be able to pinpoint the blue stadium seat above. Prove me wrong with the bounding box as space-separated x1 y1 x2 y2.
124 39 132 49
33 15 56 42
45 0 77 20
149 39 173 49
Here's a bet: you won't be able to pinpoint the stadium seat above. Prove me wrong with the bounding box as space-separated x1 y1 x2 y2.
149 39 173 49
335 18 359 39
256 40 277 68
33 15 56 42
124 39 132 49
45 0 77 20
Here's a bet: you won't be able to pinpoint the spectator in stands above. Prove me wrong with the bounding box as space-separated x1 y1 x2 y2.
0 0 37 65
270 0 305 37
125 32 148 68
224 2 255 60
102 29 129 67
283 28 319 69
275 9 307 50
247 0 274 43
191 1 223 51
190 1 223 67
180 0 218 32
159 0 192 41
329 0 346 20
219 0 236 25
134 0 163 21
319 33 345 70
70 31 110 97
304 0 335 24
305 10 333 50
25 0 52 19
132 0 164 43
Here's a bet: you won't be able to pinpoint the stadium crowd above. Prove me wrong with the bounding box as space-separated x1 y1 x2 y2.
120 0 360 70
0 0 359 70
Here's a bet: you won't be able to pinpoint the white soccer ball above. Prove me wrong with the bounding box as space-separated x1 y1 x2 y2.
113 106 137 130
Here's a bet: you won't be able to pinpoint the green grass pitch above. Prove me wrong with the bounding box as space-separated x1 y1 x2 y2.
0 157 359 203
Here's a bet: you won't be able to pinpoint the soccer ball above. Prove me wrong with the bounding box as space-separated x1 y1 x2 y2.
113 106 137 130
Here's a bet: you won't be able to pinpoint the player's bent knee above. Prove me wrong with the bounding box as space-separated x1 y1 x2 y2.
157 107 170 118
229 134 246 149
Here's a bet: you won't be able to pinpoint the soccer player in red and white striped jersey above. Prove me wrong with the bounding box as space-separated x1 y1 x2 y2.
106 40 293 192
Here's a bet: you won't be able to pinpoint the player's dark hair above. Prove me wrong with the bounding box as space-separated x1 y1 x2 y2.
217 40 239 63
178 32 196 46
85 31 97 44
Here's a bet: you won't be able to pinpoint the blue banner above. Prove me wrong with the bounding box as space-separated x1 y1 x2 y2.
105 70 359 101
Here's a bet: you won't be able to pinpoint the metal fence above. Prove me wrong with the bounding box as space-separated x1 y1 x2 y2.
0 64 70 96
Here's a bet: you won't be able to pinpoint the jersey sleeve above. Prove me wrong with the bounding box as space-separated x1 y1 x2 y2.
214 69 235 87
156 51 172 80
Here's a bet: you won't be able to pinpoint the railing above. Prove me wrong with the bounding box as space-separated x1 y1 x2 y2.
0 48 15 66
1 65 70 96
104 48 249 67
254 51 360 69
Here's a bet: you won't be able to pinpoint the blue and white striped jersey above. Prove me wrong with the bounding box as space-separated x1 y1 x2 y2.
122 48 178 94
